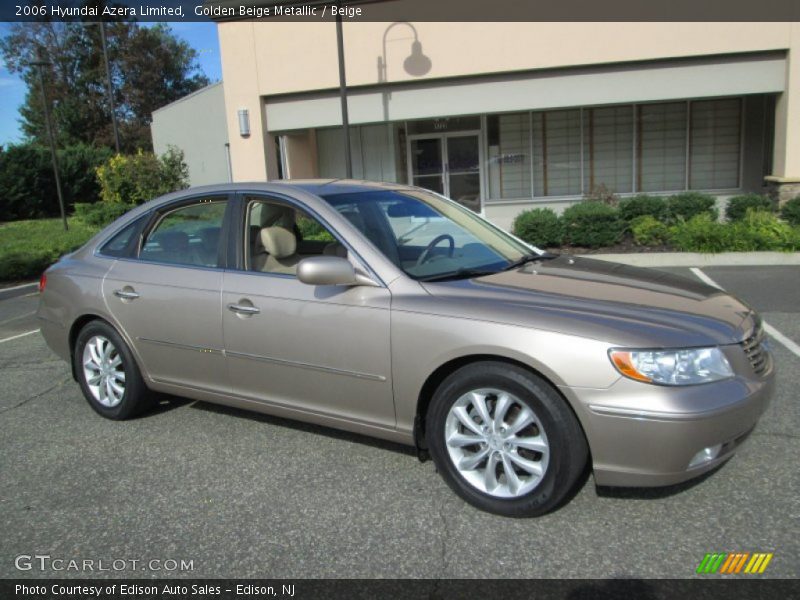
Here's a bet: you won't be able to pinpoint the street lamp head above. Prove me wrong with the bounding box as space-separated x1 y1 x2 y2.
403 40 431 77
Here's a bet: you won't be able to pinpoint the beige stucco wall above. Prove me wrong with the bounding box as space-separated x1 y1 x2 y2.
218 21 800 182
218 22 269 181
772 23 800 179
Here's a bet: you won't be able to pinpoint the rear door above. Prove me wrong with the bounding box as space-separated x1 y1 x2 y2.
102 194 232 393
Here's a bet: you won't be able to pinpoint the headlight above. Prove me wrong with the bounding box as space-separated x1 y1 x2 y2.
608 347 733 385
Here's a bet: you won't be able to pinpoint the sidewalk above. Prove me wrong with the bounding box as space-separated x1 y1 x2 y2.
583 251 800 268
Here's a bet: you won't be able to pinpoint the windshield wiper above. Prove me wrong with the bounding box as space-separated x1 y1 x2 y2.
418 268 499 282
502 252 558 271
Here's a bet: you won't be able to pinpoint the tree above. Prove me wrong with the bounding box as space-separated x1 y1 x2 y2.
0 20 209 152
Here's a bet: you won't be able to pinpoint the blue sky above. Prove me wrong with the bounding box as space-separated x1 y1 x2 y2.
0 21 221 147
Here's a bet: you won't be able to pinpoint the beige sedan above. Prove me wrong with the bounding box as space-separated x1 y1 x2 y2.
38 181 774 516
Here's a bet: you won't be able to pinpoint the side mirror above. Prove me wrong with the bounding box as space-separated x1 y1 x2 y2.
297 256 378 287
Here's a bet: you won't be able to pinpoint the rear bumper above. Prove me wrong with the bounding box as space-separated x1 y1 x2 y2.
561 368 775 487
38 314 70 362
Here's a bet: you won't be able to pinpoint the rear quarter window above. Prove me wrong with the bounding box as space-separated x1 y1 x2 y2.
98 219 143 258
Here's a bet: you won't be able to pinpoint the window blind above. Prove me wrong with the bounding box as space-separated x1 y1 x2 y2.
496 112 532 199
638 102 688 192
689 99 741 190
584 105 633 194
533 109 582 197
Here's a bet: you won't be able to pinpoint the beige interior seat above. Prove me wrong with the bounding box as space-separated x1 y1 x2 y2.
255 226 300 274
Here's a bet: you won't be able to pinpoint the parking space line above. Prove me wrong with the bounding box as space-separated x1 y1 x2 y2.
0 311 36 326
690 267 800 359
0 329 40 344
0 282 37 292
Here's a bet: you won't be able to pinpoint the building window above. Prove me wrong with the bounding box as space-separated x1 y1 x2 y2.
637 102 688 192
313 97 746 202
689 98 742 190
583 105 633 194
532 109 582 197
315 123 402 182
487 112 531 199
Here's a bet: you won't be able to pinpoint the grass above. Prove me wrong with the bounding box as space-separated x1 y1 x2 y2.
0 217 100 282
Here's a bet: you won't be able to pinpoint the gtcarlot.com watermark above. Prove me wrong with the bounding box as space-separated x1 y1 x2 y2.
14 554 194 573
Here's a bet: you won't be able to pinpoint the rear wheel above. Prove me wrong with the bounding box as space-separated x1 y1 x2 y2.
73 320 151 420
426 361 588 517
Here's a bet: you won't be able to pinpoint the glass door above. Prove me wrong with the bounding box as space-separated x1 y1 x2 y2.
409 137 445 194
408 132 483 212
445 133 481 213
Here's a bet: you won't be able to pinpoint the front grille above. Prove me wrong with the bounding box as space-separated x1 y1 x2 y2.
741 326 770 376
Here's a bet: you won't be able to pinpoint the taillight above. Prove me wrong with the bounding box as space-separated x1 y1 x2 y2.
39 273 47 293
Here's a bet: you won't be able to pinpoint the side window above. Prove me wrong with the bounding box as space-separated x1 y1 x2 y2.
139 199 227 267
245 198 342 275
99 218 142 258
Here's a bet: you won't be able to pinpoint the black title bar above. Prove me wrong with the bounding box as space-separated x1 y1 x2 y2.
2 0 800 22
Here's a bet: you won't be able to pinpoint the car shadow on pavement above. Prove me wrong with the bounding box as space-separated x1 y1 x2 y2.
143 392 194 415
187 399 418 458
594 460 728 500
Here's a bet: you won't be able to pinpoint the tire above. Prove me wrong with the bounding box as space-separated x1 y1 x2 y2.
73 320 151 420
426 361 588 517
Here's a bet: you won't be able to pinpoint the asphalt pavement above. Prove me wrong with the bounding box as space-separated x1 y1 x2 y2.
0 266 798 579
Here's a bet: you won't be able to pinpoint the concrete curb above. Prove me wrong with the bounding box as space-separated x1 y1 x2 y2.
582 251 800 267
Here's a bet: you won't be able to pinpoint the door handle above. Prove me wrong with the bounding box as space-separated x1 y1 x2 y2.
227 303 260 315
113 289 140 300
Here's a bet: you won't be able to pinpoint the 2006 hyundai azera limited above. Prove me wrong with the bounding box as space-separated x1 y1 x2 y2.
38 180 774 516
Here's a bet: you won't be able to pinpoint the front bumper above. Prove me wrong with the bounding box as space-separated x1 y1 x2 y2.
561 358 775 487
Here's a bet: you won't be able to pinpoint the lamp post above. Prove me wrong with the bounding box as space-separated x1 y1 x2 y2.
335 11 353 179
336 20 431 176
99 21 121 154
30 57 68 232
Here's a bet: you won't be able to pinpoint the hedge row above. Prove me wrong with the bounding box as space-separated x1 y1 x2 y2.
0 143 113 221
512 193 800 251
0 143 188 225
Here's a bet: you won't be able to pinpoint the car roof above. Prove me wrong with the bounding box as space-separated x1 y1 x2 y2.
174 179 417 198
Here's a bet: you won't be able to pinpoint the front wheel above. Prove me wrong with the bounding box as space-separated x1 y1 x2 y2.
73 320 151 420
426 362 588 517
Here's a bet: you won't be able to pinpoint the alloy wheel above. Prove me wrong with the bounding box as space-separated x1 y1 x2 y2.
444 388 550 498
82 335 126 408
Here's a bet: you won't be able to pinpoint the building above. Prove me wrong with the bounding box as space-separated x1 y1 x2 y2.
151 81 230 186
154 21 800 230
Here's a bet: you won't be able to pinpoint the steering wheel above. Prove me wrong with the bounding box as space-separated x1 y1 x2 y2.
415 234 455 266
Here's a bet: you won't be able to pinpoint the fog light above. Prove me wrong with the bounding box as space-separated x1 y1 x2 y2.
688 444 722 468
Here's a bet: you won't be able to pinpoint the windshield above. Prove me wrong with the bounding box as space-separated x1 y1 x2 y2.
320 189 540 280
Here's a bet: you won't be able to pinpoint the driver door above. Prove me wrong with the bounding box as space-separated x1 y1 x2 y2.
221 194 395 429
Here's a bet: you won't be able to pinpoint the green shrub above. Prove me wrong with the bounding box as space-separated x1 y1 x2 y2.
618 195 668 225
561 202 623 248
96 146 189 206
669 210 800 252
780 196 800 226
666 192 718 222
0 218 99 281
733 209 800 251
73 202 135 227
631 215 670 246
725 194 774 222
512 208 563 247
0 142 112 221
669 214 737 252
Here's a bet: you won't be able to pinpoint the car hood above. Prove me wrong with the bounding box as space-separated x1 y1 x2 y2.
419 256 755 348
